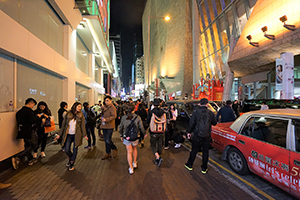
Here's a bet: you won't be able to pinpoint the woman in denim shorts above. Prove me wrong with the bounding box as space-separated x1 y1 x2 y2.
119 104 146 174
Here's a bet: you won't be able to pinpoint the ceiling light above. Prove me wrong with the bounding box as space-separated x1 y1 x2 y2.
246 35 259 47
261 26 275 40
280 15 296 31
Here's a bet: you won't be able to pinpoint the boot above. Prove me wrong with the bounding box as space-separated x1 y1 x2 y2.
101 153 111 160
112 149 118 158
0 183 12 189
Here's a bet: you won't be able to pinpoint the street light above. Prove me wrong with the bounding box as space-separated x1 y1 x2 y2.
147 15 170 107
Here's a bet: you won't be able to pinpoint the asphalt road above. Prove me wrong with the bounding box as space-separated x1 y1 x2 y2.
183 142 297 200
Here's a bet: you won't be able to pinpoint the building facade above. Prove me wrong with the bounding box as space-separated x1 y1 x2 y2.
109 34 123 88
142 0 194 100
194 0 300 100
0 0 113 161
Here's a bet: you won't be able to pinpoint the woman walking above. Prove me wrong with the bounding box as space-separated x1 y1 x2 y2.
82 102 96 150
119 104 146 174
33 101 52 158
169 104 180 148
55 102 87 171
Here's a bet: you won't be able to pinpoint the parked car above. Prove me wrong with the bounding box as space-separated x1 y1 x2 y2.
211 109 300 198
166 100 220 131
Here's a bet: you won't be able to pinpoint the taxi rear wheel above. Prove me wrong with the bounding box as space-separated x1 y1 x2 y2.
228 148 249 175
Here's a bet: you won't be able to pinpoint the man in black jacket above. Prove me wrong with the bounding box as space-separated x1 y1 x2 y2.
216 100 236 123
185 98 217 173
147 98 165 168
12 98 41 170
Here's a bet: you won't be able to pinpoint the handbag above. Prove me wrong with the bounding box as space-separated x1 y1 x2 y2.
45 117 56 133
45 117 51 127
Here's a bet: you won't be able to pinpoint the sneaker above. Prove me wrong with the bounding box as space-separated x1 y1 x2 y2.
174 143 181 148
154 159 159 165
33 152 38 159
133 162 138 169
28 158 37 166
164 146 169 150
66 160 70 167
128 167 134 174
157 157 163 169
40 152 46 158
184 164 193 171
201 168 208 174
69 162 75 171
12 157 20 170
84 145 92 150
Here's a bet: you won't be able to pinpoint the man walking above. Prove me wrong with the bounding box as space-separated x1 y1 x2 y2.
185 98 217 173
12 98 41 170
101 95 118 160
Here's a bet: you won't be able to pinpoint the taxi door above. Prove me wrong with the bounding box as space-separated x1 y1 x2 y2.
236 116 290 193
289 119 300 198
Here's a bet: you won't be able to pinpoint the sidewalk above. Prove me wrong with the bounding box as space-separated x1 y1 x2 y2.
0 131 254 200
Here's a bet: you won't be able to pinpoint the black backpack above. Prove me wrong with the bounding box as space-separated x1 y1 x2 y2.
124 116 139 141
195 108 211 138
87 109 96 126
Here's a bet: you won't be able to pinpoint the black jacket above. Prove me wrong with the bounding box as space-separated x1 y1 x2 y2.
216 105 236 123
58 108 67 129
16 106 40 139
187 106 217 138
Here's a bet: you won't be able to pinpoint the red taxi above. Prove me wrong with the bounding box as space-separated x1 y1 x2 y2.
211 109 300 198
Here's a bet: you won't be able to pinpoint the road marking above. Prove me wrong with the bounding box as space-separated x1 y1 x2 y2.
184 143 275 200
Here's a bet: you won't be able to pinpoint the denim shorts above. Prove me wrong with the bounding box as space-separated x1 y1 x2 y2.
123 138 139 146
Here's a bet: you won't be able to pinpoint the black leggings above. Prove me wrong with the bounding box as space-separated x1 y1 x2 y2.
34 128 47 152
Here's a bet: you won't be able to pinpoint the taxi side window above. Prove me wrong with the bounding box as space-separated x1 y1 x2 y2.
241 117 288 148
294 120 300 152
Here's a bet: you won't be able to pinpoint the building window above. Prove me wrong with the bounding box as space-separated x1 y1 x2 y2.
17 60 63 123
0 0 64 55
0 53 14 112
75 83 90 103
76 34 89 75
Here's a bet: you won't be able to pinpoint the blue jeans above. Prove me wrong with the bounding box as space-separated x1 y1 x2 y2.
64 134 78 162
102 129 117 154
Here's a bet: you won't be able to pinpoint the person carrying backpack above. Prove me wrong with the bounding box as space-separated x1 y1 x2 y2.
184 98 217 173
147 98 166 168
82 102 96 150
119 104 146 174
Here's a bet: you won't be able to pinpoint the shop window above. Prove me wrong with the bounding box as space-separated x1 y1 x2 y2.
0 53 14 112
17 61 63 123
75 83 90 103
76 35 89 75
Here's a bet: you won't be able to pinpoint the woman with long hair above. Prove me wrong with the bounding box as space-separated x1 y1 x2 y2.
55 102 87 171
119 104 146 174
33 101 51 158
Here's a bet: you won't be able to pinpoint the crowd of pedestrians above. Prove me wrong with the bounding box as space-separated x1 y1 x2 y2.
10 94 259 178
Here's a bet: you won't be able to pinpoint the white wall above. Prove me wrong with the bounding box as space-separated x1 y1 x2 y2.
0 7 105 161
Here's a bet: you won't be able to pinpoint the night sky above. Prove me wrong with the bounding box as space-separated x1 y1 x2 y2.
110 0 147 92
